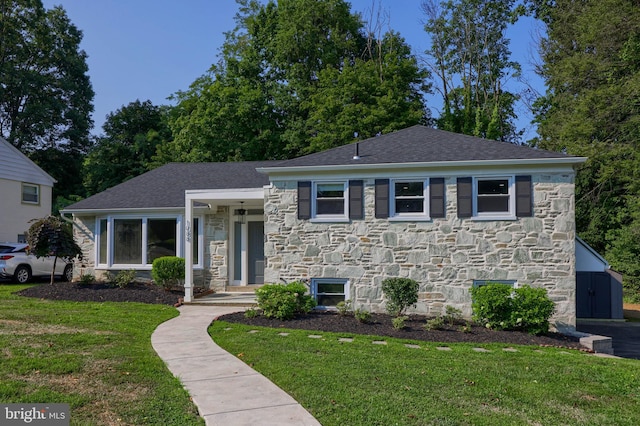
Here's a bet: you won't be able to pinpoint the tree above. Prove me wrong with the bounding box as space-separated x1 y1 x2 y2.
422 0 522 142
529 0 640 301
83 100 171 196
0 0 94 152
27 216 82 285
156 0 429 164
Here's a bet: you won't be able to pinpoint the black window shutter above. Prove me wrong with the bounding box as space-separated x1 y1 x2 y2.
457 177 473 218
349 180 364 220
429 178 446 218
375 179 389 218
298 181 311 220
516 175 533 217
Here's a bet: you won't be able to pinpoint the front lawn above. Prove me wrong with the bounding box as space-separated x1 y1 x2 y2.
210 321 640 426
0 284 203 425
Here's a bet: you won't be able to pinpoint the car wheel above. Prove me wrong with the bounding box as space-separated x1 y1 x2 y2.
14 266 32 284
63 264 73 282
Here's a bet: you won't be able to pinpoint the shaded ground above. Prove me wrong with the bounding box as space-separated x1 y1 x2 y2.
15 283 585 349
218 311 585 350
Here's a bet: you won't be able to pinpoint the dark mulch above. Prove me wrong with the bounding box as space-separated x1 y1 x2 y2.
218 311 586 351
16 281 185 306
15 283 585 350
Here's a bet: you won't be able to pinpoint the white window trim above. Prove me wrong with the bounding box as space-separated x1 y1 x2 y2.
473 279 518 288
389 178 431 221
21 183 40 205
311 278 350 309
310 181 349 222
95 214 203 270
472 176 516 220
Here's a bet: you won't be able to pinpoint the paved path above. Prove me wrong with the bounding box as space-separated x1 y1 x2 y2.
577 321 640 360
151 305 321 426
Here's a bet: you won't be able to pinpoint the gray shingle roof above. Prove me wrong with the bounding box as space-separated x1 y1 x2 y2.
65 161 278 211
268 125 574 168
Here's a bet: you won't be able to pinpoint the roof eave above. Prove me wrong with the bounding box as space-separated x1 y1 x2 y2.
61 206 188 215
256 157 588 175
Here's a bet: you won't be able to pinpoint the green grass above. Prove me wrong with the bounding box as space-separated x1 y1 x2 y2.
0 284 204 425
210 321 640 426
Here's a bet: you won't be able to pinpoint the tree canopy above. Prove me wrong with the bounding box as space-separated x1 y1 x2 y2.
422 0 522 142
155 0 429 164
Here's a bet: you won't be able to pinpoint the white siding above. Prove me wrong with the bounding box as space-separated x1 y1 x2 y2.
0 137 56 186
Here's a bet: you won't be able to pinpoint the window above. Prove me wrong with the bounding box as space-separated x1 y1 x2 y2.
391 180 428 217
17 234 26 243
476 178 511 214
21 183 39 204
458 175 532 219
96 216 201 268
472 280 517 288
311 278 349 308
315 182 346 216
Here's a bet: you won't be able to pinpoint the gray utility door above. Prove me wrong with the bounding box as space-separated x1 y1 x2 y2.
576 272 612 318
248 221 264 285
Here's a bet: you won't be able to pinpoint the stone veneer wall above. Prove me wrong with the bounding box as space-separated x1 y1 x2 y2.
264 173 577 330
203 208 230 292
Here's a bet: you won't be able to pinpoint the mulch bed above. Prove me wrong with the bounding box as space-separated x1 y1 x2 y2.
16 282 585 350
217 311 585 350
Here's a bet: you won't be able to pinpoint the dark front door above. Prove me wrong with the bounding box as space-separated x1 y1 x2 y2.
577 272 612 318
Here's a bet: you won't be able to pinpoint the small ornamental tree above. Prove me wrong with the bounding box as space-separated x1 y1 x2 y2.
381 278 419 316
27 215 82 285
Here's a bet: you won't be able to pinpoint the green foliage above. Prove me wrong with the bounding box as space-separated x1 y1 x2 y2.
151 256 185 290
424 316 445 331
354 308 371 324
392 315 409 330
255 282 316 320
26 216 83 285
79 274 94 285
83 100 172 196
336 300 353 316
113 270 137 288
443 305 463 326
244 306 260 318
471 283 555 334
158 0 428 164
423 0 522 142
381 278 419 316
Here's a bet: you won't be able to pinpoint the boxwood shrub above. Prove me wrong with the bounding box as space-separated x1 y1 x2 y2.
255 281 316 320
152 256 185 289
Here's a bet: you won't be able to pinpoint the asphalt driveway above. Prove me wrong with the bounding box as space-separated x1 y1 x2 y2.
577 321 640 360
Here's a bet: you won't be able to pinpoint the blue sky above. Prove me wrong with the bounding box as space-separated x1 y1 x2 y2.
41 0 544 140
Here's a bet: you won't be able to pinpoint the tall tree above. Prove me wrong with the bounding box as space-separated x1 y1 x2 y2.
529 0 640 301
83 100 171 196
422 0 522 142
0 0 94 152
0 0 94 208
156 0 429 164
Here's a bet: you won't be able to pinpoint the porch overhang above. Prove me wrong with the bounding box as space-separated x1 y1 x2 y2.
183 187 265 302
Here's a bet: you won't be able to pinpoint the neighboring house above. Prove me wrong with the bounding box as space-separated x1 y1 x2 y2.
0 137 55 242
63 126 588 330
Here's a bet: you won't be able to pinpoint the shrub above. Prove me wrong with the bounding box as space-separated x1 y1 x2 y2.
470 283 555 335
354 308 371 323
113 269 137 288
336 300 353 316
392 315 409 330
79 274 94 285
152 256 185 290
381 278 419 316
424 316 445 331
244 307 260 318
255 281 316 320
443 305 462 326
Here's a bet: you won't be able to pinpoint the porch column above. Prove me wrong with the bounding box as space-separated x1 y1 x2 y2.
184 195 194 302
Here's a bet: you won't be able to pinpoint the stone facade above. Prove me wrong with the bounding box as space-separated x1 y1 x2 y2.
264 173 577 330
203 208 230 292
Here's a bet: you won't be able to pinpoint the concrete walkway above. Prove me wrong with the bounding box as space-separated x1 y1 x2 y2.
151 305 321 426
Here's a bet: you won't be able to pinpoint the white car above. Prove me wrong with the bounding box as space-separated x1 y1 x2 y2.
0 243 73 284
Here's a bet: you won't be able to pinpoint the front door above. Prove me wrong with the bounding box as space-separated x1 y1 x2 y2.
231 217 264 286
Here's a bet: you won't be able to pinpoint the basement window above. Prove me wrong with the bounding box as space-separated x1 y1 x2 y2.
311 278 349 308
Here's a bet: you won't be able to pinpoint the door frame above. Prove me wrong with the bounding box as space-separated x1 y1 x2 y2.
229 211 264 286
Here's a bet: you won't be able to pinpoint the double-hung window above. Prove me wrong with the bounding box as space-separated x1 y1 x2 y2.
457 175 532 219
21 183 39 204
391 180 429 218
476 177 512 216
313 182 347 219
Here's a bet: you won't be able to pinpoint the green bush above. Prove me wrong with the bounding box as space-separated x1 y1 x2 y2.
392 315 409 330
424 316 445 331
443 305 463 326
244 307 260 318
79 274 94 285
381 278 419 316
255 281 316 320
336 300 353 316
354 308 371 323
113 269 137 288
152 256 185 289
470 283 555 335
